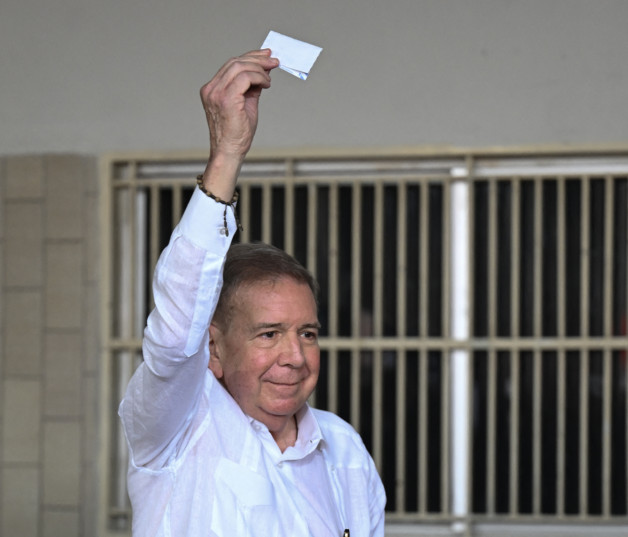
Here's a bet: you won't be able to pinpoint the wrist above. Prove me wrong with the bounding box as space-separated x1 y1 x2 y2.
201 152 244 200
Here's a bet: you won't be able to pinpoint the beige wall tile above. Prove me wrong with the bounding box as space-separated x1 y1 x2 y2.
84 158 99 195
45 242 83 330
0 157 5 239
5 155 44 200
5 201 43 287
43 421 80 506
1 467 40 537
81 374 98 465
80 461 99 537
4 291 42 375
42 509 79 537
44 333 81 417
45 156 85 240
2 379 41 463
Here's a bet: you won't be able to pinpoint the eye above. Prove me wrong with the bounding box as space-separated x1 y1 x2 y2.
301 330 318 341
259 330 278 339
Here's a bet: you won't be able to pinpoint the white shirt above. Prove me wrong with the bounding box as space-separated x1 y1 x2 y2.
119 187 386 537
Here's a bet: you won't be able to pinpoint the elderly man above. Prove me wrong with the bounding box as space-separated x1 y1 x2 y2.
119 49 386 536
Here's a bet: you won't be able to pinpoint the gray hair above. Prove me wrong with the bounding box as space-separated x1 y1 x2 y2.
212 242 319 327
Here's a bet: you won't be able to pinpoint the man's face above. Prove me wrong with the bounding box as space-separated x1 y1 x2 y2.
209 277 320 432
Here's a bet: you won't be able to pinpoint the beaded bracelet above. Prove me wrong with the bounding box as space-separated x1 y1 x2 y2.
196 175 243 237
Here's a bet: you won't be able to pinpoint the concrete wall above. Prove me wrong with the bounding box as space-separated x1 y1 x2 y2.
0 156 100 537
2 0 628 156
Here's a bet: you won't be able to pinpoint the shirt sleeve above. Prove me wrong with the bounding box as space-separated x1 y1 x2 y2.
119 187 238 469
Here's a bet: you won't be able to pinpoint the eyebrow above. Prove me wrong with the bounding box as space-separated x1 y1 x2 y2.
251 321 322 331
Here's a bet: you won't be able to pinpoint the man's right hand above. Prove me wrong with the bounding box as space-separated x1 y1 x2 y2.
199 50 279 199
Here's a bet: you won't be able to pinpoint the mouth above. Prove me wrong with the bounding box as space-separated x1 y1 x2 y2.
266 380 301 386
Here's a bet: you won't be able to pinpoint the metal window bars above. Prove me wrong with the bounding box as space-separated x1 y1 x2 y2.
102 148 628 535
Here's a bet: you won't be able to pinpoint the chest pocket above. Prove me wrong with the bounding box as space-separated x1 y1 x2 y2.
211 458 278 536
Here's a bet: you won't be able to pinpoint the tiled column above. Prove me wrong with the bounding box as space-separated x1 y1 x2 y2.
0 155 100 537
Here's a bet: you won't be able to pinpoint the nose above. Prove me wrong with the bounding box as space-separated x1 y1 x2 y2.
277 332 306 368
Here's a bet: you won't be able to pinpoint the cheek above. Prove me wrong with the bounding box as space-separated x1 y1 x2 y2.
305 351 321 379
224 351 270 387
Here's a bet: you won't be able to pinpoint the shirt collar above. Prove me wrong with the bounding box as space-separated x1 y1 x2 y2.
248 403 325 461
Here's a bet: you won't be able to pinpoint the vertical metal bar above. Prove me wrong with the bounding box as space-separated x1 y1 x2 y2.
418 178 428 515
114 352 135 519
602 176 614 518
351 181 361 340
396 181 407 512
262 182 272 244
533 176 543 338
135 189 147 339
350 349 360 429
487 349 497 515
509 350 520 515
604 175 613 338
532 349 542 515
372 179 384 472
373 348 383 473
556 176 566 517
443 176 452 339
579 349 590 515
420 180 429 338
172 182 182 226
556 349 566 516
149 185 160 311
579 177 591 516
99 157 114 533
450 166 471 527
557 177 566 338
284 161 295 257
128 170 138 341
328 349 339 415
238 182 250 243
396 346 407 513
488 178 497 338
625 174 628 518
398 180 407 337
418 350 428 515
581 177 591 337
442 347 451 515
511 178 521 338
307 183 318 280
350 181 361 429
602 349 612 517
374 180 384 338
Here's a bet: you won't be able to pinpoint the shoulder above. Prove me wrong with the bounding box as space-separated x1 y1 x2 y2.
311 407 357 434
311 408 371 464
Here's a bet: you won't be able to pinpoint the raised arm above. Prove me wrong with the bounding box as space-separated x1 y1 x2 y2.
120 50 279 468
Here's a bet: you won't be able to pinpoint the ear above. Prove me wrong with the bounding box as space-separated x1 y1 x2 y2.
208 322 225 379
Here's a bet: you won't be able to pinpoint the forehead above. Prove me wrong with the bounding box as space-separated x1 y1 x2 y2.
232 278 317 317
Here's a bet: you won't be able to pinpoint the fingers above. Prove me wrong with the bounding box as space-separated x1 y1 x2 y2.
197 50 280 190
201 50 278 103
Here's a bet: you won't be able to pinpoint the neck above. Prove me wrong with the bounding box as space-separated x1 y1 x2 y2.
271 414 298 453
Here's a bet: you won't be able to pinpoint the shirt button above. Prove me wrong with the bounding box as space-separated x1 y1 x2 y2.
219 228 227 236
277 462 283 468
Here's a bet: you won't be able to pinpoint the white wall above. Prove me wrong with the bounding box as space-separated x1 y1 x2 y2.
2 0 628 156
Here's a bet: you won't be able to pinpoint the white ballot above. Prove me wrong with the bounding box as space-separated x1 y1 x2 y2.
261 31 322 80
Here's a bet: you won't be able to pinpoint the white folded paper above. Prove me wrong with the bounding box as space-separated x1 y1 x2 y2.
260 31 322 80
